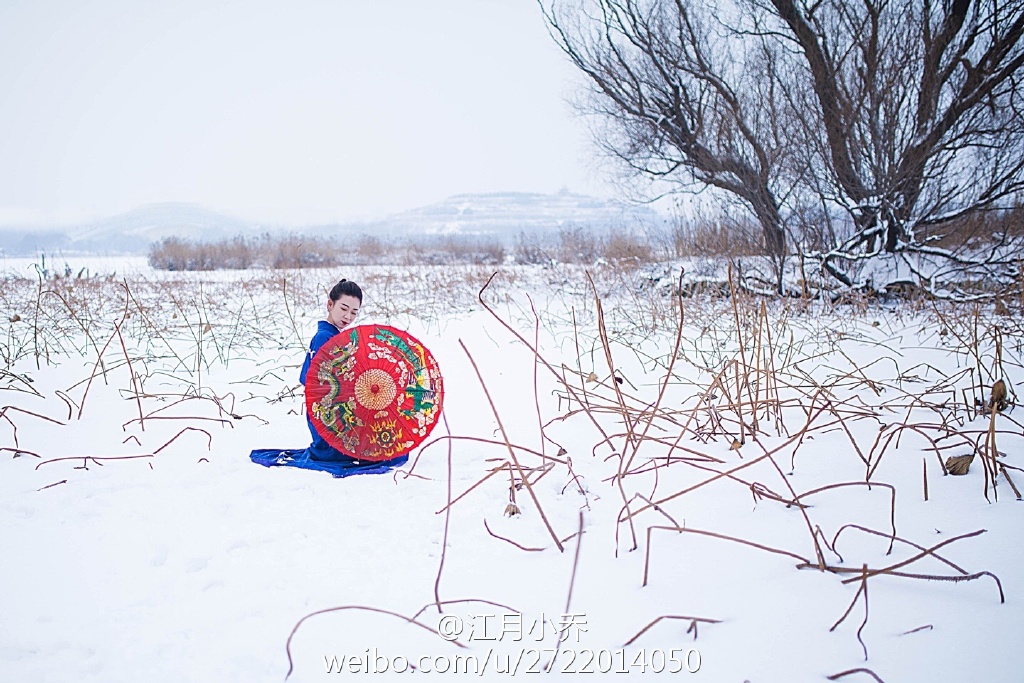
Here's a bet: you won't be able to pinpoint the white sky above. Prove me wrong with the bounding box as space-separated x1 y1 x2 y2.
0 0 610 227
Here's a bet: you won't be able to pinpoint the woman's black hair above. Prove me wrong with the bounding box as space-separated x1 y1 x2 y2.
329 278 363 303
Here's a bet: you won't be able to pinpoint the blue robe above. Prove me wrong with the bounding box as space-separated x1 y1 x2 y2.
299 319 342 459
249 320 408 477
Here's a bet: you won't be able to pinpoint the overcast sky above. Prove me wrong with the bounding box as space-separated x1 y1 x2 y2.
0 0 611 227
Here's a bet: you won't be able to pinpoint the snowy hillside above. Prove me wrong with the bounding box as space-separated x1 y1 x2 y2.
350 191 664 237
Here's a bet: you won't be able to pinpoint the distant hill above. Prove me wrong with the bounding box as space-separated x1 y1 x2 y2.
0 192 666 256
0 203 255 255
71 203 253 250
343 191 665 237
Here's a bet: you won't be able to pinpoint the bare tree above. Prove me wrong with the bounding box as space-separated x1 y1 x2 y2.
541 0 795 291
764 0 1024 290
544 0 1024 294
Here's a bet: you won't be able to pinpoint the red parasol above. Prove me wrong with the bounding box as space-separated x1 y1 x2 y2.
304 324 444 461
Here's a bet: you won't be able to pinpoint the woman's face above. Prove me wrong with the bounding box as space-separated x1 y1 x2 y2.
327 294 360 329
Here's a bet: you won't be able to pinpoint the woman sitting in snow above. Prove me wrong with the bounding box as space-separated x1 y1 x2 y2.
249 278 408 477
299 278 362 461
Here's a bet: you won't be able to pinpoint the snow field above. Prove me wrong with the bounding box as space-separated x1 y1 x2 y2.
1 262 1022 682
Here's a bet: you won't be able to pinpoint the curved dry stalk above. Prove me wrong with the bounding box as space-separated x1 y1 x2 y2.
622 614 722 647
121 415 233 430
75 324 121 419
483 518 545 552
434 463 509 515
284 605 465 679
598 432 726 472
526 294 547 459
999 464 1022 500
799 563 1005 603
4 410 26 447
547 510 586 671
563 510 584 610
279 276 305 352
826 667 886 682
34 453 155 470
840 529 993 588
823 400 870 469
418 435 567 465
152 427 213 455
622 452 766 526
52 390 76 420
619 457 805 509
477 272 611 446
1 447 42 458
123 280 190 372
727 263 758 424
460 339 564 553
433 414 453 613
411 598 519 622
586 271 641 551
621 270 686 477
0 370 43 397
0 405 66 426
40 287 105 359
621 403 830 524
794 482 897 554
629 492 684 527
832 524 970 575
868 423 947 480
114 322 145 431
748 440 827 569
830 565 870 660
671 361 737 449
642 525 810 587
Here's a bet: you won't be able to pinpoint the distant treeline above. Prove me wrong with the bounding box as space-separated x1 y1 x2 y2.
147 219 785 271
148 233 506 270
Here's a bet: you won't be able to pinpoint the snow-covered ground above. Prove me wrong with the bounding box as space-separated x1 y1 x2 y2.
1 262 1021 682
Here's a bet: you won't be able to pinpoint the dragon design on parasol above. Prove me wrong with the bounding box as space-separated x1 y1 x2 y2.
306 325 443 461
